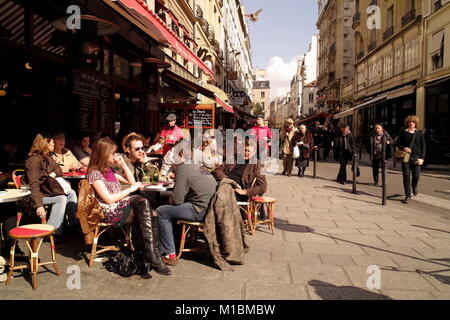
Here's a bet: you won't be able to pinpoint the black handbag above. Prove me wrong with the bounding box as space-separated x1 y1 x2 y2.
103 248 148 278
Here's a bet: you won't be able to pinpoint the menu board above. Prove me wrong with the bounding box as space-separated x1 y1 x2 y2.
98 78 114 134
73 69 100 98
159 107 186 126
187 108 214 128
80 95 97 130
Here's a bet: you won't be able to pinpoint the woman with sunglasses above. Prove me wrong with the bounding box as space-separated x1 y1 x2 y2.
87 137 171 276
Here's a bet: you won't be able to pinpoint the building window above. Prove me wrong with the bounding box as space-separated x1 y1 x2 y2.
387 6 394 29
434 0 443 12
261 91 265 99
261 102 265 109
394 46 403 75
309 93 314 102
383 53 393 79
431 31 444 70
405 39 419 71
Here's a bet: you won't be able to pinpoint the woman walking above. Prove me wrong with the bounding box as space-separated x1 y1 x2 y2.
367 124 394 186
87 137 171 276
280 118 298 176
396 115 426 204
292 124 314 177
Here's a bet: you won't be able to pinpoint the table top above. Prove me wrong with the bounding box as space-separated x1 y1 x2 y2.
62 173 86 179
0 189 31 203
139 182 174 192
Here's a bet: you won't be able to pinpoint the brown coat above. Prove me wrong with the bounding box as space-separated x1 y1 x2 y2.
213 161 267 197
280 126 299 155
25 154 63 209
292 131 314 159
76 179 105 245
203 178 248 271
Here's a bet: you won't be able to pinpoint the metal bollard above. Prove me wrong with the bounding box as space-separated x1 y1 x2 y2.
382 160 387 205
352 153 358 194
313 147 318 179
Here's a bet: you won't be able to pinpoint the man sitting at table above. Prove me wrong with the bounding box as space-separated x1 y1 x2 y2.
156 141 217 266
119 132 156 182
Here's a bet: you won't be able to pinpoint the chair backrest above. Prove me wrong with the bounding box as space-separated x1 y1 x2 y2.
12 169 25 189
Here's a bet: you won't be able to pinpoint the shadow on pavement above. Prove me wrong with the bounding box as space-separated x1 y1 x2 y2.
382 266 450 286
274 218 312 233
308 280 392 300
411 225 450 234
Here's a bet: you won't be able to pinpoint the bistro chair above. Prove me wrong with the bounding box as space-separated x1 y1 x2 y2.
12 169 25 189
238 178 257 235
249 196 277 235
176 220 206 260
5 216 60 290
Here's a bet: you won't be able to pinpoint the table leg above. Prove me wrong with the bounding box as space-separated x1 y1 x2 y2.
30 239 38 290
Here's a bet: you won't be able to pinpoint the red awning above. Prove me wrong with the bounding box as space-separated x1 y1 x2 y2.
118 0 215 79
215 95 234 113
167 10 179 25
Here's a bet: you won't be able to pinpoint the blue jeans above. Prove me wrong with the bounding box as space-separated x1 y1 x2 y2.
42 190 78 235
156 203 206 255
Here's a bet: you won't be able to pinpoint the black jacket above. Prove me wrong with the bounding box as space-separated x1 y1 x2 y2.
333 132 356 161
396 129 426 162
367 132 394 161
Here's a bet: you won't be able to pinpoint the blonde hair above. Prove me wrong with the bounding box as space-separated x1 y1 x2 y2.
28 134 52 157
405 115 420 128
121 132 144 154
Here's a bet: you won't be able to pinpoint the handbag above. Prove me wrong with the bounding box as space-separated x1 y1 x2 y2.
41 176 65 197
292 145 300 159
395 131 417 163
55 177 72 195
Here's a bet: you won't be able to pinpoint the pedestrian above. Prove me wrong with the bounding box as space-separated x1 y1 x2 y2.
292 124 314 177
159 113 184 156
333 123 357 185
322 122 333 161
250 115 272 160
310 121 323 160
396 115 426 204
367 124 394 186
280 118 298 176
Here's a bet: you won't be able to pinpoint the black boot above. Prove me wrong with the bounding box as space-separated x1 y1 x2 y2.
134 198 171 276
402 196 411 204
301 167 306 177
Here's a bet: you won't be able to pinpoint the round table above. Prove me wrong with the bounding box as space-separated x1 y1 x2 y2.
62 174 86 180
0 189 31 203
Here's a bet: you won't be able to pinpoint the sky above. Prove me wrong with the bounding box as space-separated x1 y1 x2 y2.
241 0 319 98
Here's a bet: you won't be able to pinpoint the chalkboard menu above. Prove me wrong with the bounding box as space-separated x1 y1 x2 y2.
98 78 114 134
159 107 186 126
73 70 100 98
187 108 214 128
80 95 97 130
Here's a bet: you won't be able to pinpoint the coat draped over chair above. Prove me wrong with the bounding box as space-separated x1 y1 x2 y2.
76 179 104 245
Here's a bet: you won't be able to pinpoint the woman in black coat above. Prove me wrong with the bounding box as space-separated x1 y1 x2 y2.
367 124 394 186
396 115 426 204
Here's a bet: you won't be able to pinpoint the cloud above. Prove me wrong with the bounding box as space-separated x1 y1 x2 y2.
265 55 303 99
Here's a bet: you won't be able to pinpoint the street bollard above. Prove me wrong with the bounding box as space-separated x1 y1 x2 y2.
382 160 387 205
352 153 358 194
313 146 318 179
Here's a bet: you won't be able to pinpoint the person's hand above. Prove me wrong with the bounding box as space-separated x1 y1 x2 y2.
416 159 424 166
129 182 142 193
49 172 56 178
36 207 46 218
72 162 83 170
404 147 412 153
168 172 175 180
113 154 126 167
234 187 248 196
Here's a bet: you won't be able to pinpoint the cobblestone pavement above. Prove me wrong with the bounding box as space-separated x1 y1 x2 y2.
1 161 450 300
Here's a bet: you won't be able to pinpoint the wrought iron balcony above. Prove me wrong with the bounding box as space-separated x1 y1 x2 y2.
383 26 394 41
195 5 203 19
201 19 209 36
328 72 335 84
435 0 443 11
401 9 416 27
352 12 361 26
329 42 336 55
368 41 376 53
356 51 365 61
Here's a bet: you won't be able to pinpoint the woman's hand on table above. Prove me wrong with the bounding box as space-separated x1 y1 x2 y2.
72 162 83 170
128 182 142 193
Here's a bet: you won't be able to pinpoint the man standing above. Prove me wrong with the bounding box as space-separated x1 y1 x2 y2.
333 123 357 185
280 118 298 176
250 115 272 160
310 121 323 160
160 114 184 156
156 144 217 266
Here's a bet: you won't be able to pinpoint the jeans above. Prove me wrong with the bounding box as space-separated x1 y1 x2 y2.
401 162 420 197
42 189 78 235
372 159 382 183
156 203 206 255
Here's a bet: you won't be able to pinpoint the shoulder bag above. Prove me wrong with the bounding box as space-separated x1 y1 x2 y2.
395 132 416 163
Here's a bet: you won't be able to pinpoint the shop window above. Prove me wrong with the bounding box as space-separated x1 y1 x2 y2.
113 54 130 80
431 31 444 70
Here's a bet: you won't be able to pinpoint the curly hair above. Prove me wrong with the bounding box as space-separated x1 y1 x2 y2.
121 132 144 153
404 115 420 128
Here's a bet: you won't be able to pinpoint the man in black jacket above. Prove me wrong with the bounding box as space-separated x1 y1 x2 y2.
334 123 357 185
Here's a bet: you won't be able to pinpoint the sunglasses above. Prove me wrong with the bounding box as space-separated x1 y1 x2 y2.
132 147 145 152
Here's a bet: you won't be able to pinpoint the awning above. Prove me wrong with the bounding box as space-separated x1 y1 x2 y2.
334 95 387 118
215 95 234 113
198 83 234 113
112 0 215 79
386 85 415 100
162 70 214 97
297 112 328 124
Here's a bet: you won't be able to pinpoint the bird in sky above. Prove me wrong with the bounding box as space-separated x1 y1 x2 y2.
244 9 263 22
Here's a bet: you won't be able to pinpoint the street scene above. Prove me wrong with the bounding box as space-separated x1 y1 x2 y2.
0 0 450 304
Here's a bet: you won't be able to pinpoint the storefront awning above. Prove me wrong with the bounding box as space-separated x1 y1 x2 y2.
215 95 234 113
335 95 387 118
200 83 234 113
162 70 214 97
297 112 328 124
111 0 215 79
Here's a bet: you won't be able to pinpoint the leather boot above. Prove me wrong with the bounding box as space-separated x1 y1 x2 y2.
134 198 171 276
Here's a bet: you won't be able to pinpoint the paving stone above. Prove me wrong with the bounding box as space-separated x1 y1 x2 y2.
301 243 367 256
414 248 450 259
431 292 450 300
271 252 322 265
351 256 399 268
394 231 434 238
222 262 291 284
245 282 309 300
311 227 362 235
319 254 356 266
331 234 387 247
418 237 450 250
380 290 437 300
305 212 355 221
377 236 433 249
358 229 400 237
343 266 437 291
348 214 399 224
335 221 381 230
290 264 353 287
284 232 337 244
389 256 450 272
306 285 389 300
287 218 338 228
361 246 425 258
376 222 423 232
419 272 450 292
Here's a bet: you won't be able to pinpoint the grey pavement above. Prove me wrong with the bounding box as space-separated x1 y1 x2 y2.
1 160 450 300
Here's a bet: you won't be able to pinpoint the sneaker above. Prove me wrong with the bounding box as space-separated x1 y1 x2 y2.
413 189 418 197
162 256 178 266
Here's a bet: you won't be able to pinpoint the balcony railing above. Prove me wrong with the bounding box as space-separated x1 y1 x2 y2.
368 41 376 52
208 26 215 42
201 19 209 36
369 0 377 5
383 26 394 40
356 51 365 61
195 5 203 19
328 72 335 84
401 9 416 27
329 42 336 55
217 48 224 60
352 12 361 26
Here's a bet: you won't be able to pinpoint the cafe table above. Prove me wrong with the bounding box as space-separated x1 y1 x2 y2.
0 189 31 204
62 172 87 179
139 182 174 206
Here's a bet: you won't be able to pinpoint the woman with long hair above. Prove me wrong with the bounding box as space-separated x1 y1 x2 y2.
367 124 394 186
396 115 426 204
25 133 78 243
87 137 171 276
